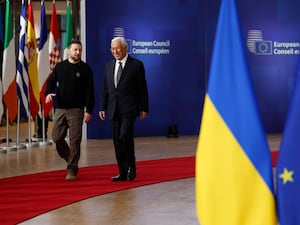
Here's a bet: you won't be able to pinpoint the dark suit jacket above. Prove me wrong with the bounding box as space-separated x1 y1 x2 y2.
101 55 149 119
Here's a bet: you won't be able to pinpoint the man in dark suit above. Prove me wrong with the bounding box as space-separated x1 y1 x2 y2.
99 36 149 181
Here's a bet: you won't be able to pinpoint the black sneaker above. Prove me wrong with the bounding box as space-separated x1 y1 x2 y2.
33 133 47 139
33 134 42 138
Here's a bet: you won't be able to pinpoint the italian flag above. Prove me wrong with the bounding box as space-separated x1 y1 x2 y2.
2 0 17 122
63 0 74 60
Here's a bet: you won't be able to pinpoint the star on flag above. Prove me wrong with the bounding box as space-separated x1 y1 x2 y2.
279 168 294 184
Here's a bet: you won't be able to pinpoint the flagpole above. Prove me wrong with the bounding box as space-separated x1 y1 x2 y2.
2 108 16 151
39 110 52 146
26 109 38 148
24 81 39 148
26 0 40 148
13 100 26 149
2 0 17 151
25 86 39 147
0 113 7 152
37 0 52 146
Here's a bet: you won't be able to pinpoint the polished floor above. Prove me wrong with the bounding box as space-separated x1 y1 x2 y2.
0 121 281 225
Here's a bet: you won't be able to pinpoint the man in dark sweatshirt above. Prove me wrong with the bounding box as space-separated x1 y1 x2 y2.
46 39 95 181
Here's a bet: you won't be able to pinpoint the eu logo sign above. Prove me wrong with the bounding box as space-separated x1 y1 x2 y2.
255 41 272 55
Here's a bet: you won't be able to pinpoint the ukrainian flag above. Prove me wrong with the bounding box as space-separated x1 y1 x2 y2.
195 0 277 224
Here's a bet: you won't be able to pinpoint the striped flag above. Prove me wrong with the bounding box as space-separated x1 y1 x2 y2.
16 0 29 118
2 0 17 123
17 0 30 116
27 0 40 118
42 0 61 117
276 60 300 224
63 0 74 60
195 0 277 224
37 0 50 117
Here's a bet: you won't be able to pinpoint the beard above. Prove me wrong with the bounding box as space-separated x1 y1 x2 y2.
70 54 81 63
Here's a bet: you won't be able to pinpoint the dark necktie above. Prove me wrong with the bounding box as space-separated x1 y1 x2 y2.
116 61 123 86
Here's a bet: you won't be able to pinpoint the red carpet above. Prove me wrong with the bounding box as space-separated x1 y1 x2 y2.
271 151 278 167
0 157 195 225
0 152 279 225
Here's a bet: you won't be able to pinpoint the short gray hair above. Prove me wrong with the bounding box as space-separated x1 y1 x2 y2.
111 36 128 47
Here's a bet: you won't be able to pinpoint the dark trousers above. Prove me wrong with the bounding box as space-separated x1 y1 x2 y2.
35 115 49 137
111 116 136 177
52 108 84 174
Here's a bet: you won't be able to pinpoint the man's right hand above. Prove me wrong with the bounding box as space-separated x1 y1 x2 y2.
99 111 105 120
46 93 56 103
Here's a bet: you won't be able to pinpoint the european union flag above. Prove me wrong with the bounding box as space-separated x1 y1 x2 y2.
276 66 300 225
255 40 272 55
195 0 277 224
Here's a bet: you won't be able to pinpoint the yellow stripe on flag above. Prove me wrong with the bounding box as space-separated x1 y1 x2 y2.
27 1 40 118
196 95 277 225
27 22 39 104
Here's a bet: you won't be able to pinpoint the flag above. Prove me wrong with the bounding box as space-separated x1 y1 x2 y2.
27 0 40 118
63 0 73 60
37 0 50 117
276 61 300 224
16 0 29 118
2 0 17 122
0 5 4 120
195 0 277 224
42 0 61 117
49 0 61 72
